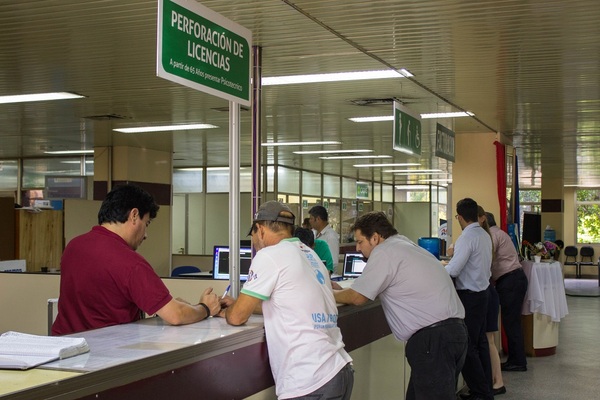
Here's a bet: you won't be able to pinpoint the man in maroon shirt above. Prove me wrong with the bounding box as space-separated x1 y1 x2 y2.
52 184 222 335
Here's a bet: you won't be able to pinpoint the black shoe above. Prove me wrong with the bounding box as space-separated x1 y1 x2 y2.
493 386 507 396
501 362 527 372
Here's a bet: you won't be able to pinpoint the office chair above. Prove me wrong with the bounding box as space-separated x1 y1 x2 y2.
578 246 595 279
171 266 201 277
563 246 579 278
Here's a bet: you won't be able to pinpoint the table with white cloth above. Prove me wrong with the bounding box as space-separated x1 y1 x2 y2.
519 260 569 356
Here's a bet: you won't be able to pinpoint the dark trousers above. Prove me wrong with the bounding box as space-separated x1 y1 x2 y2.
405 319 468 400
495 268 528 366
458 289 493 400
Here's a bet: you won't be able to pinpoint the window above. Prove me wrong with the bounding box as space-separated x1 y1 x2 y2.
519 189 541 236
576 189 600 243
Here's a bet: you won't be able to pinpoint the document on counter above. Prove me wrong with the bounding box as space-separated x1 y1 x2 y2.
0 331 90 370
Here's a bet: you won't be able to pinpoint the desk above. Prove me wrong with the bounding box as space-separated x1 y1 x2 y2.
1 301 396 400
520 260 569 356
177 271 213 278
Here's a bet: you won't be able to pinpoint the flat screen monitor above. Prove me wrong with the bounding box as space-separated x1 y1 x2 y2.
212 245 253 281
343 252 367 279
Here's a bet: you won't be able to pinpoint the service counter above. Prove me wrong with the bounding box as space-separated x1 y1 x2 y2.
519 260 569 356
0 298 406 400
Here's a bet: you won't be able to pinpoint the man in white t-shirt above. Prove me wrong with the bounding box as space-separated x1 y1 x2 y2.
223 201 353 400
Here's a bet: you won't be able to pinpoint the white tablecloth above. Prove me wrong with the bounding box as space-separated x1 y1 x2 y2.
521 260 569 322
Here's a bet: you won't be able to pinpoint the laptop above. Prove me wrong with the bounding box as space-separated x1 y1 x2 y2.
342 252 367 279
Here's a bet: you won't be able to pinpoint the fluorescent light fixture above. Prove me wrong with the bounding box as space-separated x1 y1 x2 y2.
395 185 431 190
0 92 85 104
350 112 474 122
320 155 392 160
420 179 453 182
349 116 394 123
206 167 247 171
420 112 474 119
293 149 373 155
262 70 406 86
60 160 94 164
262 141 341 147
177 168 203 171
394 172 448 176
383 169 443 173
354 163 421 168
113 123 218 133
44 150 94 155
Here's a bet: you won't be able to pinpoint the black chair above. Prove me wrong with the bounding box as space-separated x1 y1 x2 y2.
563 246 579 278
578 246 595 279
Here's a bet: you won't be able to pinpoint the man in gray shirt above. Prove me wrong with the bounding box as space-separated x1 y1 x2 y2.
334 211 467 400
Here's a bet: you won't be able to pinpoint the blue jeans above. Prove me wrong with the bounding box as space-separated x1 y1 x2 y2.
286 363 354 400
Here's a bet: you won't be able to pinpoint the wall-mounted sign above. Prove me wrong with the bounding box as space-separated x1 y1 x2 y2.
323 201 329 209
356 182 369 199
302 199 308 209
157 0 252 106
393 100 422 155
435 123 455 162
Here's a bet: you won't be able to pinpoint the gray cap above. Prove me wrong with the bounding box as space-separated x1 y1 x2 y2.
248 201 295 235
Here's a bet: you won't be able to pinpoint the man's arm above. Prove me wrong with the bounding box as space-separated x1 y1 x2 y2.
156 287 221 325
225 293 262 326
333 288 370 306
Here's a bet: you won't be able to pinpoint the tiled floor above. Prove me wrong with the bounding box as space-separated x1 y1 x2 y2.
494 295 600 399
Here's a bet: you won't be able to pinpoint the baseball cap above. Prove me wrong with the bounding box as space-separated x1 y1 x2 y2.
247 201 295 235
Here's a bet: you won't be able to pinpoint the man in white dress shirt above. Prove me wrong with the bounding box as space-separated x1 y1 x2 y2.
308 205 340 270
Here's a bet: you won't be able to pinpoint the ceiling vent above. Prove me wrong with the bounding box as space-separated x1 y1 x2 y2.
84 114 130 120
349 97 417 106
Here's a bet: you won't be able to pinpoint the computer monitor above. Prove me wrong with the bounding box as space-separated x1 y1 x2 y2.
212 245 253 281
343 252 367 279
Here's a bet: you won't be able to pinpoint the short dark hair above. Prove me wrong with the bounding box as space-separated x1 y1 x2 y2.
456 198 478 223
308 205 328 221
98 184 159 225
294 226 315 247
350 211 398 239
486 212 497 227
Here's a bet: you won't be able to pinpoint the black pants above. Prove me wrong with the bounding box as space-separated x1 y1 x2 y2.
457 289 493 400
495 268 528 366
405 319 468 400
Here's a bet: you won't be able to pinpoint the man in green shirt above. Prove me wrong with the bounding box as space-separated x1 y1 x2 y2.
294 227 335 273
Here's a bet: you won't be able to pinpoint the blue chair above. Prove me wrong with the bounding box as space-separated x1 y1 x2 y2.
171 266 201 277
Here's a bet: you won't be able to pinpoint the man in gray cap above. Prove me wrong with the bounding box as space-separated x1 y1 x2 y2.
223 201 353 400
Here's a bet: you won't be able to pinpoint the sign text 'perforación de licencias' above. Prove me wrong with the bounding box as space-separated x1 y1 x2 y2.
157 0 251 106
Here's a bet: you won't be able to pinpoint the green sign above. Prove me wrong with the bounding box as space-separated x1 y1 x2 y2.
356 182 369 199
302 199 308 209
157 0 252 106
435 123 455 162
393 101 422 155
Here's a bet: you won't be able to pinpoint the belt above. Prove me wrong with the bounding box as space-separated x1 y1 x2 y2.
496 268 521 285
416 317 463 335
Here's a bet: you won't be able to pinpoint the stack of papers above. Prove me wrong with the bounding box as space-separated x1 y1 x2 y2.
0 331 90 370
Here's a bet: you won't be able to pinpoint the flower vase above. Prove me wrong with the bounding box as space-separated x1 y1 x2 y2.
534 255 541 263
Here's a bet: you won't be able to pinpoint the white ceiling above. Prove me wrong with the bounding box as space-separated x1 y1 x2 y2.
1 0 599 188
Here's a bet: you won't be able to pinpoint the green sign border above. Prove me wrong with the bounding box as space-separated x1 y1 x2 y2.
157 0 252 106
